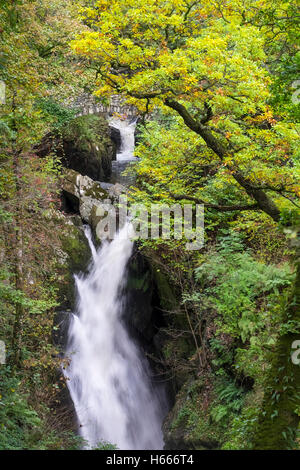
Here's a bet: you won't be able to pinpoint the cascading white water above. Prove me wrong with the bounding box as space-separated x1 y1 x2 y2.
109 118 139 186
65 225 166 449
64 118 167 450
110 117 137 161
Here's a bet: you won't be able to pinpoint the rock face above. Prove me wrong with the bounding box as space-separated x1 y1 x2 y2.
35 115 116 181
62 168 126 242
44 209 92 349
125 251 157 342
52 213 91 307
62 116 116 180
48 210 92 433
109 125 121 153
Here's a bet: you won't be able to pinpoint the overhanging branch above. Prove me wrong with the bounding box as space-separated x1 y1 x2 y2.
170 193 259 212
164 98 281 222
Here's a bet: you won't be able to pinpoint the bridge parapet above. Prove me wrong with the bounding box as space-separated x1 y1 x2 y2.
73 94 137 120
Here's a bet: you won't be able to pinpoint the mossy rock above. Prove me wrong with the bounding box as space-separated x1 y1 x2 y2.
56 215 92 309
63 168 108 202
153 268 177 312
35 115 116 181
125 253 155 341
163 378 222 450
62 169 110 227
62 115 116 181
150 260 189 330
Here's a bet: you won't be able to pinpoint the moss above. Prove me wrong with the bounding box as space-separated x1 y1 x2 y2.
163 337 192 361
152 268 177 312
127 271 150 292
253 239 300 450
61 114 115 181
61 222 90 272
82 183 108 201
57 217 91 308
63 115 111 155
127 258 151 292
164 377 222 449
252 332 300 449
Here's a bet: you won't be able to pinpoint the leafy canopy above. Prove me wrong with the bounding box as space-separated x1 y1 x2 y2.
72 0 299 222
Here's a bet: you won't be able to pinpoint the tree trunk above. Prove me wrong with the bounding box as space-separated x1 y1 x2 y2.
11 149 24 367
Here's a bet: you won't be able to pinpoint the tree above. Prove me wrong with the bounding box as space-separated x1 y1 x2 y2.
71 0 300 448
72 0 299 222
0 0 90 365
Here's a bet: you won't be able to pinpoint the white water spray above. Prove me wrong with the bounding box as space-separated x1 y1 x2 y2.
65 226 166 449
110 118 137 161
64 118 166 449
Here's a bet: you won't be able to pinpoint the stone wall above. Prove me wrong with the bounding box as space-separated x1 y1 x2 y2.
73 94 137 120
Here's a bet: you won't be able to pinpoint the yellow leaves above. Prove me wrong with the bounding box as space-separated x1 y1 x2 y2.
223 157 234 167
120 38 134 49
94 85 113 97
71 32 101 54
79 7 98 19
95 0 110 9
183 75 199 92
70 0 297 180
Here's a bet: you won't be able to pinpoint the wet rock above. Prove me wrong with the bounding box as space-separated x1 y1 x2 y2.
98 182 114 191
109 125 121 155
107 182 127 201
125 252 155 342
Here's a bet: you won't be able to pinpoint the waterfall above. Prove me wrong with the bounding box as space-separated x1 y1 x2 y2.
109 118 138 186
65 226 166 450
64 117 167 450
110 117 137 161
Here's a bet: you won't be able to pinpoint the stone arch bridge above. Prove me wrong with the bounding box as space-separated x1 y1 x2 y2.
73 94 137 120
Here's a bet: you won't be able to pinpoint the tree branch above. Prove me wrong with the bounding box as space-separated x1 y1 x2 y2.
170 193 260 212
164 98 281 222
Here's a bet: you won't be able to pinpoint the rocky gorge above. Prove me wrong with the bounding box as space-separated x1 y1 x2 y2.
42 112 221 450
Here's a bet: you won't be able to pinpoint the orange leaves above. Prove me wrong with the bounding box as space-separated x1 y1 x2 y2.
203 57 215 67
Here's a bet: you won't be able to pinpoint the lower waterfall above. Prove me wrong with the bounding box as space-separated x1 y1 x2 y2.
64 223 167 450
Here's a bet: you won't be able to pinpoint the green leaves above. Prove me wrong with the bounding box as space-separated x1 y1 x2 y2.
194 232 293 341
36 98 76 131
0 367 42 450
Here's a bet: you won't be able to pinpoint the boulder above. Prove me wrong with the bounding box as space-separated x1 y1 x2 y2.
62 168 109 222
62 169 123 242
107 182 127 201
99 182 114 191
54 212 92 309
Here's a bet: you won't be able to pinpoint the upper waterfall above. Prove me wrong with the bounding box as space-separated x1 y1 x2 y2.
109 117 137 161
109 118 138 186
